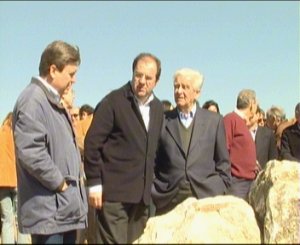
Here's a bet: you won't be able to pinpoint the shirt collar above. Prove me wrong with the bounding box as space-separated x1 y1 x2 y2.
178 103 197 119
35 76 61 104
135 93 154 107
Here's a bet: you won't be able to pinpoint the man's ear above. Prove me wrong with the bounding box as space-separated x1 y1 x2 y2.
196 89 201 99
49 64 57 79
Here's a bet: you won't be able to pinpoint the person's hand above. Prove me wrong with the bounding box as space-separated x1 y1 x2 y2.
89 191 103 209
255 160 262 176
56 180 69 192
61 181 69 192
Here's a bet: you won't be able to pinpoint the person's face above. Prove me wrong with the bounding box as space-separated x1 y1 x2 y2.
80 111 88 121
131 57 158 103
50 64 78 96
248 111 259 128
208 105 218 113
70 107 80 123
246 100 258 127
174 76 199 112
257 112 265 126
61 88 75 109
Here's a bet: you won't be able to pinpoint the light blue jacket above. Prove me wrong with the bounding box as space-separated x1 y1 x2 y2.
13 77 88 234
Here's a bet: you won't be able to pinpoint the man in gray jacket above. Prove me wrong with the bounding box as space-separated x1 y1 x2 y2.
12 40 88 244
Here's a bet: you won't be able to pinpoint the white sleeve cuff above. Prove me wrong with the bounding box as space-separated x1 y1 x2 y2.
88 185 102 193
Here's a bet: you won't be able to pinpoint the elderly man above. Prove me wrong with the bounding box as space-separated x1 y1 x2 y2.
223 89 259 200
280 102 300 162
152 68 231 215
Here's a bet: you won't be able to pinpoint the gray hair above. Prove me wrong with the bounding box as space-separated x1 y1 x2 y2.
266 106 286 121
236 89 256 109
173 68 204 91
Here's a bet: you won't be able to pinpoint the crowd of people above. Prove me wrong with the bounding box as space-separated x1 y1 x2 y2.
0 40 299 244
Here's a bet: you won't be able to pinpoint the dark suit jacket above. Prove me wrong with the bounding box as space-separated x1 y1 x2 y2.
152 105 231 210
84 82 163 205
255 126 278 169
280 122 300 162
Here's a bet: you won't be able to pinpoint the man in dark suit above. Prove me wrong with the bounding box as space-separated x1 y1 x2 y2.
152 68 231 215
249 106 278 169
280 102 300 162
84 53 164 243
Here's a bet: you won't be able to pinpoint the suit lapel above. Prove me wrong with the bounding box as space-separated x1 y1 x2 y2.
188 107 204 154
165 110 183 153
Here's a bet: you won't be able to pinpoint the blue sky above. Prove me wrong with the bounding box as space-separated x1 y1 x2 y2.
0 1 299 122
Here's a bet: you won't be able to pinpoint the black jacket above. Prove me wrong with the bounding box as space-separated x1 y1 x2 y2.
280 122 300 162
84 82 163 205
255 126 278 168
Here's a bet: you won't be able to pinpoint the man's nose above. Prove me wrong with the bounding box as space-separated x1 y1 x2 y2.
139 75 146 84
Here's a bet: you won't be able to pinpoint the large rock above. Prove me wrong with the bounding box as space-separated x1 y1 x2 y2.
249 160 300 244
135 195 260 244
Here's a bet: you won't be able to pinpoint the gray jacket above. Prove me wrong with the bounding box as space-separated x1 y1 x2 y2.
13 77 88 235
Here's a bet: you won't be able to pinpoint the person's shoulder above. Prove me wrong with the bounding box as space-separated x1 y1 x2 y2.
223 111 236 120
282 122 298 133
258 126 274 135
15 81 46 110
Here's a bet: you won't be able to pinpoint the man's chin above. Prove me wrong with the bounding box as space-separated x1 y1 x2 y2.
137 92 147 99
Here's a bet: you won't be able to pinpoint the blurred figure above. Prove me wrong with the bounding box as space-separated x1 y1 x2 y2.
12 40 87 244
60 88 80 124
152 68 231 215
257 107 266 127
61 91 93 244
202 99 220 114
70 106 80 124
280 102 300 162
248 106 278 169
0 112 30 244
161 99 174 112
265 106 286 132
79 104 94 120
276 117 297 155
223 89 258 200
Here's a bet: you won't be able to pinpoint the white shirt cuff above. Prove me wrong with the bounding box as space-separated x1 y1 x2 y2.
88 185 102 193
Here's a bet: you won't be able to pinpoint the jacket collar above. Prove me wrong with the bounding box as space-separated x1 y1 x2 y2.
31 77 64 109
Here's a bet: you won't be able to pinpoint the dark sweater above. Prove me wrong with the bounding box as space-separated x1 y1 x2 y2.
224 112 257 180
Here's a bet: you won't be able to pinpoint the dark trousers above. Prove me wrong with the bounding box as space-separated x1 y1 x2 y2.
31 230 76 244
228 176 254 201
95 201 149 244
155 181 194 216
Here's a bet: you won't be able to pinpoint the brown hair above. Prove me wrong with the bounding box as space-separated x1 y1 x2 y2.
39 40 80 77
132 53 161 81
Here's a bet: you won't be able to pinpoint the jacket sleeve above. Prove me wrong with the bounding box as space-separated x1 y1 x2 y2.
268 130 278 161
214 116 232 189
84 96 114 187
13 109 64 192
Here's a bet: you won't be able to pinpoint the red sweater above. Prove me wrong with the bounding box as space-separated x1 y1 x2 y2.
224 112 257 180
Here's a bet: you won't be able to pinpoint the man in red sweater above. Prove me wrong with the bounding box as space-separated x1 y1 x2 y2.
223 89 258 201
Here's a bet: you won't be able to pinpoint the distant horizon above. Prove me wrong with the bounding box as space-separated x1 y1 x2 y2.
0 1 299 122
